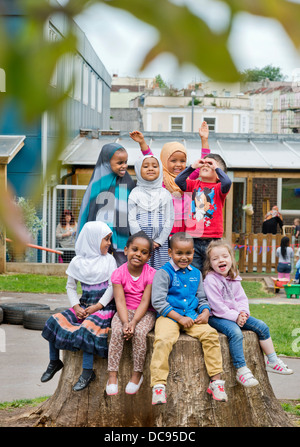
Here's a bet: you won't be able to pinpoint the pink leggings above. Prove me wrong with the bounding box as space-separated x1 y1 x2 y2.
278 272 290 279
108 309 156 372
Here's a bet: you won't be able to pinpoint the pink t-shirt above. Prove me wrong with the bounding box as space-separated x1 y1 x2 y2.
111 262 156 311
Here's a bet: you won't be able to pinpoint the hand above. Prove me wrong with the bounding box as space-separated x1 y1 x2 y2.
85 303 103 316
194 309 209 324
178 315 194 328
236 312 248 327
127 320 136 337
73 304 87 320
122 322 132 340
191 158 217 170
199 121 209 140
129 130 145 144
153 241 161 249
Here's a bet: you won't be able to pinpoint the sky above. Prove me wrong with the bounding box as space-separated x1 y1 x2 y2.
72 0 300 88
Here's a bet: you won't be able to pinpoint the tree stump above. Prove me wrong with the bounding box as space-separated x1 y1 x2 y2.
27 331 292 427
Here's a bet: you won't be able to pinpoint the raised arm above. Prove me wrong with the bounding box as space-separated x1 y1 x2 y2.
215 168 232 194
175 165 195 192
189 121 210 180
129 130 152 155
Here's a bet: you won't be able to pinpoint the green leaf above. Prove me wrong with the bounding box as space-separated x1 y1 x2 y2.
223 0 300 48
107 0 240 82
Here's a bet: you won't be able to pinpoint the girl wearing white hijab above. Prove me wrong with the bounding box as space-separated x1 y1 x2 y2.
128 155 174 269
41 221 117 392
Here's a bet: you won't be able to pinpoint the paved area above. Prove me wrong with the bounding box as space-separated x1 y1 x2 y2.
0 290 299 403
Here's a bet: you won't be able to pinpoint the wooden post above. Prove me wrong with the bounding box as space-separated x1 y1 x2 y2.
248 233 254 272
266 234 272 273
257 233 263 273
225 185 233 244
246 177 253 234
238 233 245 273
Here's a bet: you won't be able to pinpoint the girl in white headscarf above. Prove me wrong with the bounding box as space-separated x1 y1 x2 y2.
41 221 117 392
128 155 174 269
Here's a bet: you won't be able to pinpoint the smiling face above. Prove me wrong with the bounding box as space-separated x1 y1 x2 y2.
168 239 194 269
209 245 232 277
110 149 128 177
100 232 112 255
166 151 187 176
140 157 160 181
124 237 152 273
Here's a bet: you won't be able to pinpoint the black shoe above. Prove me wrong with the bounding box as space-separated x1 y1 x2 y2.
41 360 64 383
73 371 96 392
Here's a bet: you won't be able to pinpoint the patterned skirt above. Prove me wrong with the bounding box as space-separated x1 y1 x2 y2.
42 281 116 358
136 211 170 270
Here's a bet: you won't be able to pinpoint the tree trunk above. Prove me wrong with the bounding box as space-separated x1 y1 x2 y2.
27 331 291 427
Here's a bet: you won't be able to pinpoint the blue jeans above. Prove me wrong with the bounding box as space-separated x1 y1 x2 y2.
208 316 270 369
49 342 94 369
192 238 219 273
277 262 291 273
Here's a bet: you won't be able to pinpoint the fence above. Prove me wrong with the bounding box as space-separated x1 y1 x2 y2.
49 185 87 263
232 232 291 273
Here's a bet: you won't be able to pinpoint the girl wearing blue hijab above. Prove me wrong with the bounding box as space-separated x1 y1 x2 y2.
77 143 135 266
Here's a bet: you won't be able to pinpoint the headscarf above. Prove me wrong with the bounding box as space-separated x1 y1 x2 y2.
160 142 187 198
76 143 135 251
130 155 170 211
263 205 283 222
66 221 117 285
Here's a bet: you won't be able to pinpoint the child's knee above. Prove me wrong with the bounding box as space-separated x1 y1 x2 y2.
153 335 174 352
111 326 124 339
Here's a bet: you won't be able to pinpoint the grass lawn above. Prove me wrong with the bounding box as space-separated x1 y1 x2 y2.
0 274 274 298
242 280 275 299
0 274 71 294
250 304 300 357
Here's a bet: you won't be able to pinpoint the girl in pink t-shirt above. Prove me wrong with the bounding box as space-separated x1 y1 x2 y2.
106 231 156 396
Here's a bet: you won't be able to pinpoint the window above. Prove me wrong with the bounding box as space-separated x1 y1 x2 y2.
48 27 58 87
279 178 300 213
171 117 183 131
97 79 102 113
203 117 216 131
73 55 82 102
90 73 96 110
224 91 231 97
64 53 74 96
82 64 89 105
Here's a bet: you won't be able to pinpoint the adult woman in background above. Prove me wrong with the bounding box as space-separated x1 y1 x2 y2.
56 210 77 263
262 206 283 235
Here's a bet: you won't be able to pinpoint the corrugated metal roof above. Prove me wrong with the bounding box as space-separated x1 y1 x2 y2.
60 132 300 170
0 135 25 164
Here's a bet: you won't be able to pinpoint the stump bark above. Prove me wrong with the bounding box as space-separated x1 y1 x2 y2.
27 331 292 427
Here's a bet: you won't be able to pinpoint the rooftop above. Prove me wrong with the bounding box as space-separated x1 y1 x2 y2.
60 131 300 170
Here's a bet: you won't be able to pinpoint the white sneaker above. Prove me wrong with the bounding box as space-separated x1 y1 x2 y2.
236 367 259 387
125 375 143 394
266 358 293 375
152 384 166 405
207 380 228 401
106 379 118 395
